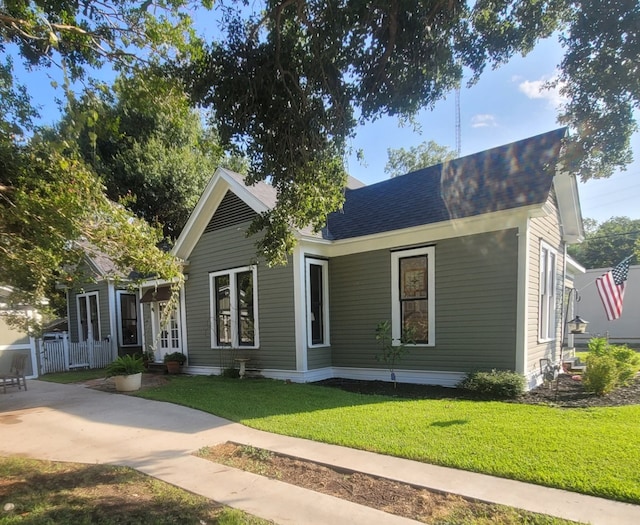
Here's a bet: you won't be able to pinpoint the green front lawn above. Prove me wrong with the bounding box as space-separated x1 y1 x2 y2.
137 376 640 504
39 368 107 383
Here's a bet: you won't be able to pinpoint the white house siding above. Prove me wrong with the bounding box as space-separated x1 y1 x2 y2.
0 315 37 377
330 230 519 374
526 190 565 379
0 315 29 346
183 218 297 372
573 265 640 348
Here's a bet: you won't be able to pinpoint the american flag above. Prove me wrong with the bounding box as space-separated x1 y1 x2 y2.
596 257 632 321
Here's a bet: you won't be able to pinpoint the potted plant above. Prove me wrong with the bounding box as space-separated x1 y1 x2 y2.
105 354 145 392
164 351 187 374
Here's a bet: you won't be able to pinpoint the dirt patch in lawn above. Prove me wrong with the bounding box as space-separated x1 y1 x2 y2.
82 372 171 394
197 443 581 525
0 457 257 524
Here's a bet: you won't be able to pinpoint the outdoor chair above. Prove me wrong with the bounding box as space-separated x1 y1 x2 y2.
0 353 28 394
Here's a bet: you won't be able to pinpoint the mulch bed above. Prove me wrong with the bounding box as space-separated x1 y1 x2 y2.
516 373 640 408
315 373 640 408
83 370 640 408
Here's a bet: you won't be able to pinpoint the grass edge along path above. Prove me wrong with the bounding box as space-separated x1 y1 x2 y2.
136 375 640 505
0 456 272 525
39 368 108 384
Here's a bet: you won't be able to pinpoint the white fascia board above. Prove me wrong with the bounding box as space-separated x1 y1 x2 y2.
515 217 530 375
172 168 228 259
553 169 584 244
292 245 307 372
138 276 184 291
172 167 273 261
566 255 586 275
221 168 272 215
298 205 538 258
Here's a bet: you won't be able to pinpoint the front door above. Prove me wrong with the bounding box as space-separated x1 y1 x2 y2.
154 301 182 361
77 292 100 342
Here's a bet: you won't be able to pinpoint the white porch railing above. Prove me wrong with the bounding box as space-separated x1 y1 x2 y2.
38 333 113 374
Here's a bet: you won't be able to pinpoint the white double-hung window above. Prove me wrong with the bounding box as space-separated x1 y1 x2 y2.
391 246 435 346
306 258 329 347
210 266 259 348
539 242 557 341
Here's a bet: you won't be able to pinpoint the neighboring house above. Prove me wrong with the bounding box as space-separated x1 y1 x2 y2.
65 245 138 359
66 128 584 388
572 265 640 348
0 286 38 379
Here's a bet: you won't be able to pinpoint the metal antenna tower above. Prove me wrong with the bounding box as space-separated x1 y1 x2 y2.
455 86 461 157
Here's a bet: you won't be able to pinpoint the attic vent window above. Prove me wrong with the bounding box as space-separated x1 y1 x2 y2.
204 191 256 233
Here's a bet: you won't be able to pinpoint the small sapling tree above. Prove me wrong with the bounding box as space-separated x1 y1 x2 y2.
375 320 414 387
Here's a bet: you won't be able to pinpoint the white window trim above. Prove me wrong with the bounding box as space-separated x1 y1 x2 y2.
539 241 557 342
391 246 435 347
116 290 140 347
209 265 259 349
306 258 330 348
76 291 101 342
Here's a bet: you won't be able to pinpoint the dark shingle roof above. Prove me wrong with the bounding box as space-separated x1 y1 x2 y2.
326 128 566 240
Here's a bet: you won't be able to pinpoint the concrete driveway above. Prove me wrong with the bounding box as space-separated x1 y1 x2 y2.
2 379 640 525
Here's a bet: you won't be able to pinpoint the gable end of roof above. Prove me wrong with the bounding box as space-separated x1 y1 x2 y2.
204 191 258 234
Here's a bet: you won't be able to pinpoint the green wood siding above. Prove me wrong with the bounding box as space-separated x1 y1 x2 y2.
308 347 332 369
329 250 390 367
184 218 296 371
527 190 564 374
330 230 519 372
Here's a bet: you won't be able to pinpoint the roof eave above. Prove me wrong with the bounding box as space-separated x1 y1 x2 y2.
553 167 585 244
172 167 274 260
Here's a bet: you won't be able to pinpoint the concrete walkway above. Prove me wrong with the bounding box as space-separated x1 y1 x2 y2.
1 380 639 525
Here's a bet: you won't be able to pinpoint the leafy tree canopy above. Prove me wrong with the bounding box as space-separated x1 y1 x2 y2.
568 216 640 269
0 0 208 83
0 1 203 329
46 70 245 238
385 141 457 177
182 0 640 265
0 137 183 331
1 0 639 278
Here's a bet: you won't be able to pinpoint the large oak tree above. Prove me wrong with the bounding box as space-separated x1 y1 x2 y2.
0 1 204 327
48 70 245 239
183 0 640 264
1 0 639 307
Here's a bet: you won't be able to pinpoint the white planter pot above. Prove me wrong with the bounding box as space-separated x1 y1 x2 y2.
114 372 142 392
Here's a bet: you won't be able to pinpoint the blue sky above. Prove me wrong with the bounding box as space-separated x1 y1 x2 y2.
15 31 639 225
346 37 640 225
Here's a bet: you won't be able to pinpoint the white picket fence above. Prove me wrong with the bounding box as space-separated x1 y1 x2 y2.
38 333 113 374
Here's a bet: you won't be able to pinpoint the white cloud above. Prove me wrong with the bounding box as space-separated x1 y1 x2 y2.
470 114 498 128
518 74 568 108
